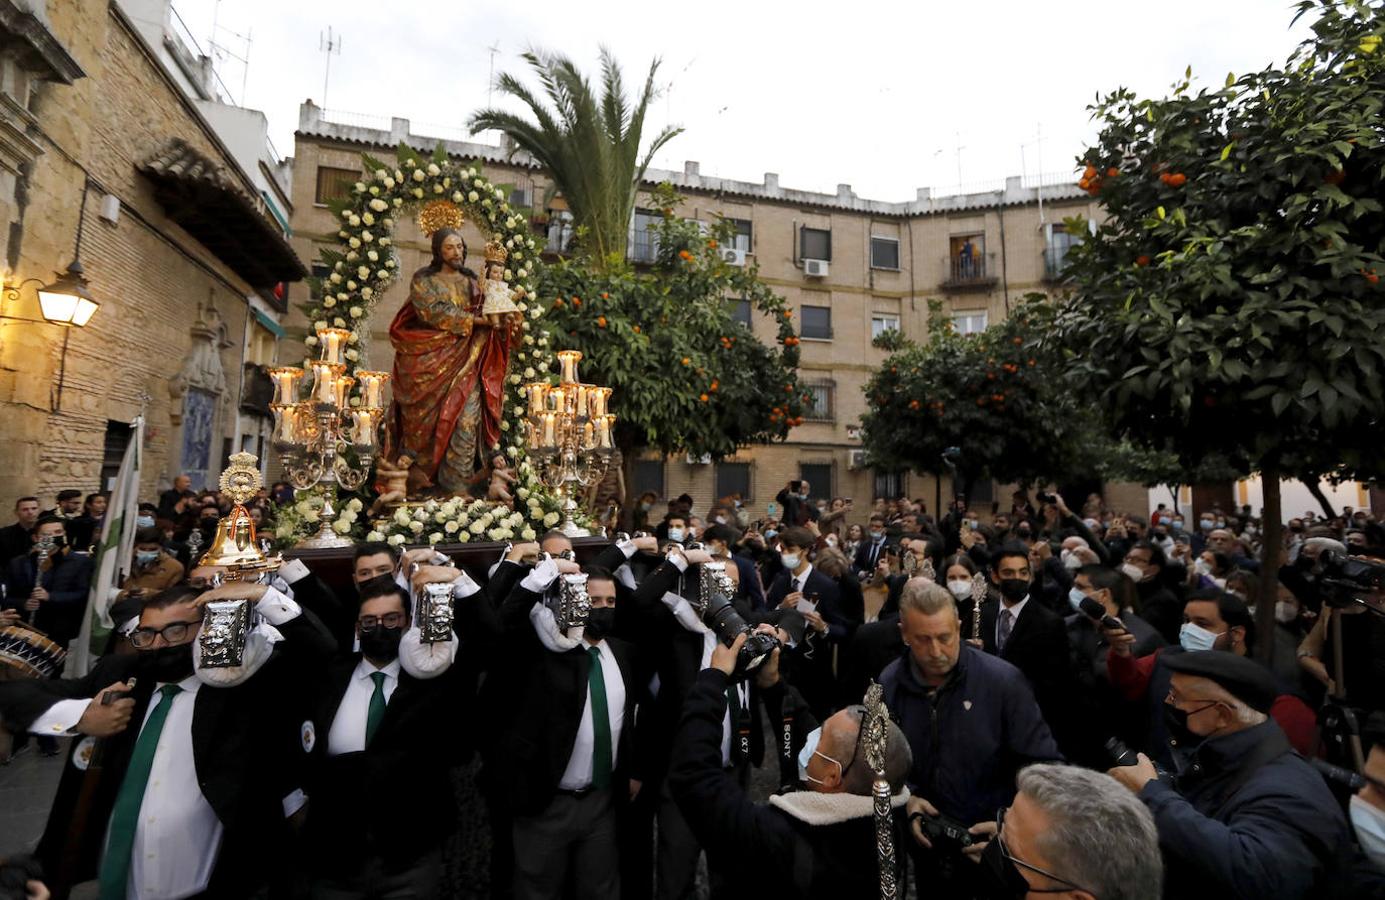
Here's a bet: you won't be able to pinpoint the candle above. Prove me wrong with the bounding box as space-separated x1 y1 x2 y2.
598 416 613 448
575 385 589 419
356 371 390 409
319 328 351 365
311 363 342 404
527 420 541 450
550 388 566 413
542 412 557 447
350 408 378 449
268 367 304 406
526 382 548 416
583 421 595 449
590 387 611 419
332 375 355 409
558 350 582 385
272 405 299 443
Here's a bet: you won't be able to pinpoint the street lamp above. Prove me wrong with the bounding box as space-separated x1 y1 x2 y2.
36 260 99 327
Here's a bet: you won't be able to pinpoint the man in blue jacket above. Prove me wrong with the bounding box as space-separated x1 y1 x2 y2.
878 578 1060 898
1107 650 1348 899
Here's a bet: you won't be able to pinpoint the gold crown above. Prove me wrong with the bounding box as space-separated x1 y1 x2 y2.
417 200 465 236
219 452 262 506
483 238 508 264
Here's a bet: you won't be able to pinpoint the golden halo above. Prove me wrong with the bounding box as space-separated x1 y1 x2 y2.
417 200 465 236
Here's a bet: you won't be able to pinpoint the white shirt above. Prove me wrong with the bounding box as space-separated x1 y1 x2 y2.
997 595 1029 648
557 638 626 790
121 675 223 900
327 657 401 755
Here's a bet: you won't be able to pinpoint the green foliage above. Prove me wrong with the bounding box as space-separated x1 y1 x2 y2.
860 296 1094 491
469 49 682 267
536 185 805 457
1050 0 1385 484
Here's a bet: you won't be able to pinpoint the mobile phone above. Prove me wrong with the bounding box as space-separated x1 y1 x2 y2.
767 502 778 518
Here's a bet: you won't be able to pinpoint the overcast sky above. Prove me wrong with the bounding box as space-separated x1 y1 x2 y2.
168 0 1312 201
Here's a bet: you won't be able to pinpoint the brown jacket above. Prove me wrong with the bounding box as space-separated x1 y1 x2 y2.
121 551 185 594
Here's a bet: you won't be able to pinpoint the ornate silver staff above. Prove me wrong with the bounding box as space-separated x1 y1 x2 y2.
862 681 899 900
971 572 988 642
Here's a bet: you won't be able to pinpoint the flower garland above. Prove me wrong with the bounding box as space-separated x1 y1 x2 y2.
287 142 591 547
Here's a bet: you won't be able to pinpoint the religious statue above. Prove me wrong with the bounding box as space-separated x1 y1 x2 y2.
369 453 413 515
486 452 518 504
382 208 521 496
480 237 522 327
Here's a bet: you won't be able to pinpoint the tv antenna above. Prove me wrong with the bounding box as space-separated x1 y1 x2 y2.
320 27 343 108
208 0 252 104
486 42 501 107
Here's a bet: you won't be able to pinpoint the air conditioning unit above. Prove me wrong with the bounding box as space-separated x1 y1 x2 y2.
684 452 712 465
848 450 868 470
720 247 747 266
803 258 829 278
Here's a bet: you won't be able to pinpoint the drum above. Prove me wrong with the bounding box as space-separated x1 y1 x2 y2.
0 623 67 680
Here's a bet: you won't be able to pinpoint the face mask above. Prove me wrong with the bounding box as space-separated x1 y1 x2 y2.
1350 795 1385 868
1060 550 1082 572
964 519 979 530
139 642 195 684
1159 516 1171 525
997 578 1029 603
870 529 884 540
1275 601 1298 624
976 837 1031 898
1172 520 1184 531
359 625 403 662
1200 519 1214 531
1084 519 1102 531
796 726 842 786
713 516 727 525
584 607 616 641
1179 622 1223 652
1068 587 1088 612
639 502 651 512
1120 562 1147 583
1193 558 1213 577
667 527 685 543
781 552 801 571
764 530 777 541
948 579 973 601
136 550 160 567
1163 699 1219 746
137 515 156 529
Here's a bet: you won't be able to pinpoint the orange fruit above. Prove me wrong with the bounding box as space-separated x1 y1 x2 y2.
1135 255 1151 267
1167 173 1187 188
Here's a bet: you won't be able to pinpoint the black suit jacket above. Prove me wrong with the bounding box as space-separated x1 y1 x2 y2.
3 551 95 646
301 654 473 870
0 522 33 567
0 609 335 896
980 595 1082 757
486 573 647 816
839 614 903 706
852 537 889 576
766 567 846 718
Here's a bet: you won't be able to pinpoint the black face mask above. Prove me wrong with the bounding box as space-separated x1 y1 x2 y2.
1014 526 1032 541
975 837 1030 899
996 578 1030 603
359 625 403 663
139 643 195 684
1163 700 1218 747
584 607 616 641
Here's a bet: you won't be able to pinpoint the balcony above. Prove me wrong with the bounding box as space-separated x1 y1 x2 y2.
1043 245 1073 282
941 253 998 292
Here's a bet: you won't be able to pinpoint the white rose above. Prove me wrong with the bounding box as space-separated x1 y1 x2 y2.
543 512 560 527
375 168 388 181
384 177 396 189
367 250 379 262
409 521 424 534
346 251 358 261
394 508 411 526
412 169 425 182
330 272 342 284
332 519 351 534
499 421 510 431
467 190 479 202
314 320 328 333
346 281 357 291
381 237 392 247
444 520 460 534
506 217 516 228
392 197 403 208
362 213 375 226
354 181 366 193
377 270 389 280
361 231 373 243
349 306 363 318
520 527 536 541
509 374 521 385
469 520 485 535
513 405 524 416
433 184 444 194
429 532 443 545
369 198 388 212
357 266 370 279
517 488 529 500
334 317 346 327
412 188 424 199
349 237 361 249
427 163 441 176
435 512 447 524
348 332 359 344
361 287 373 299
453 191 464 203
458 533 470 543
388 534 406 547
323 297 336 308
370 185 380 196
348 215 361 227
348 498 364 512
366 530 385 542
487 527 508 542
524 368 535 378
456 514 470 527
345 349 360 361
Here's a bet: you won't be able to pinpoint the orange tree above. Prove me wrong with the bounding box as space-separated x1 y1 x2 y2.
860 298 1094 498
536 184 806 458
1049 0 1385 657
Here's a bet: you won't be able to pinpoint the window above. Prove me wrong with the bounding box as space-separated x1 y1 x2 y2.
631 208 663 263
800 226 831 261
803 381 836 422
800 304 832 340
871 236 900 270
947 233 988 282
729 299 753 327
632 458 665 499
799 463 833 502
871 314 900 340
725 218 752 253
508 185 531 208
314 166 357 204
100 421 133 491
874 470 905 501
716 461 752 501
1045 223 1080 277
952 310 988 335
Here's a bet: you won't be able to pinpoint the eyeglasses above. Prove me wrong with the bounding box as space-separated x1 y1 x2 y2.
358 612 407 630
995 808 1097 895
129 619 201 649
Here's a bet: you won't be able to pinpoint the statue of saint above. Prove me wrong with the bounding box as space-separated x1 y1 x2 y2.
383 228 519 495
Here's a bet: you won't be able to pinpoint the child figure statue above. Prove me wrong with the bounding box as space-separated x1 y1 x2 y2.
480 237 521 328
487 452 518 504
371 453 414 515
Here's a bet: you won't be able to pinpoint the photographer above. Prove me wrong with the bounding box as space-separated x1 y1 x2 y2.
669 634 912 898
1108 651 1348 898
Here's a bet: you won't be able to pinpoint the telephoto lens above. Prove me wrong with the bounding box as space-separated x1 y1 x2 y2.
1104 737 1141 768
703 593 779 680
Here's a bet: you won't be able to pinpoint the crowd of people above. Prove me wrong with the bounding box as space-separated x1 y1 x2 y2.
0 476 1383 899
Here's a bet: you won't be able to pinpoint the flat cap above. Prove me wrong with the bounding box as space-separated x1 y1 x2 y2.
1165 650 1278 713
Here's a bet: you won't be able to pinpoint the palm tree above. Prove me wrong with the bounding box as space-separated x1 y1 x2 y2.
469 48 682 267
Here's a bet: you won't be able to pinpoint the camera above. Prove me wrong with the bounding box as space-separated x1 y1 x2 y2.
909 809 974 850
1036 490 1056 504
1105 737 1167 777
1296 549 1385 611
704 593 778 679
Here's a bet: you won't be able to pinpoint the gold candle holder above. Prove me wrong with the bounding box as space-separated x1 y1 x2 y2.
349 408 379 449
589 387 611 420
557 350 582 385
550 387 567 414
269 367 305 406
271 404 300 443
311 363 345 406
527 382 549 416
331 375 355 410
598 415 615 449
356 371 390 409
319 328 351 365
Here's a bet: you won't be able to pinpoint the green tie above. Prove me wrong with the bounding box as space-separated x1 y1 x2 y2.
587 646 613 790
98 684 182 900
365 671 388 747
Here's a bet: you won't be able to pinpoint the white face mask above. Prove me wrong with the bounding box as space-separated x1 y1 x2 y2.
1179 622 1223 652
781 552 801 571
1194 558 1213 577
1120 562 1148 583
1350 795 1385 868
1061 550 1083 572
1068 586 1087 612
947 579 973 601
667 527 685 543
796 726 842 786
1274 601 1298 624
